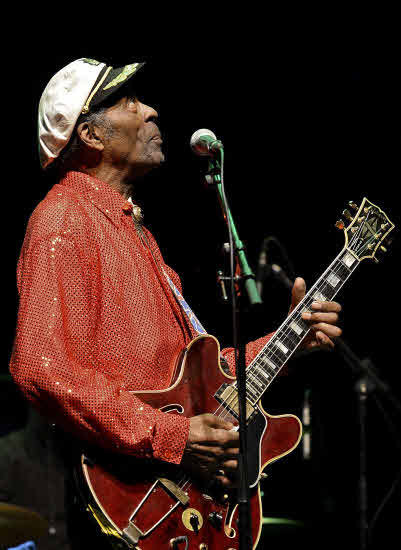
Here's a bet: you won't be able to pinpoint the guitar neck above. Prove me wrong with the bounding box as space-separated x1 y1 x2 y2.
243 248 359 404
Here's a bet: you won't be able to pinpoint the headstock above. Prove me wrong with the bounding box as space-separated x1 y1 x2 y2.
335 198 395 263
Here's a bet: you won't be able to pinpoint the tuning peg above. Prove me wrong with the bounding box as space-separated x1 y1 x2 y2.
374 233 382 240
351 226 359 233
348 201 358 210
381 223 389 230
380 245 387 253
342 209 353 221
335 220 345 230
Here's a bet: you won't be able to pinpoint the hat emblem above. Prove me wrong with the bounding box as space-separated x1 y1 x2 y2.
103 63 139 91
83 58 101 66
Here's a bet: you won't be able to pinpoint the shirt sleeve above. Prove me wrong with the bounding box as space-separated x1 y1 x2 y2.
220 333 275 376
9 230 189 465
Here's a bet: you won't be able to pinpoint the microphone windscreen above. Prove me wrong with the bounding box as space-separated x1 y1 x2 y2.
190 129 217 155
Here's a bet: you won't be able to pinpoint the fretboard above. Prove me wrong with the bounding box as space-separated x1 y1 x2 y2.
241 248 359 404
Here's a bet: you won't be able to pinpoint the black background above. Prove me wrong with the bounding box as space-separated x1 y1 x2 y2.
1 23 400 550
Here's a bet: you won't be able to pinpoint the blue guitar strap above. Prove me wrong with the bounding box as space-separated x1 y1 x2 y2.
162 270 207 335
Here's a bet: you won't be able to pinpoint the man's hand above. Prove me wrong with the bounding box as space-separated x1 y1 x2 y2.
181 414 239 489
290 277 342 349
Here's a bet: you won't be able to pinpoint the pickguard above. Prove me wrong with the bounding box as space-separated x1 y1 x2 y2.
247 407 267 488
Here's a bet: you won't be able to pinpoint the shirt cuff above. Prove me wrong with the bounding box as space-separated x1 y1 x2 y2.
152 413 190 464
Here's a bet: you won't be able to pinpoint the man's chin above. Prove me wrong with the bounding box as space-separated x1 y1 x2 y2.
133 152 165 179
147 151 165 169
155 150 165 164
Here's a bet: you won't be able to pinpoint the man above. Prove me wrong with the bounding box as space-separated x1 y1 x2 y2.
10 58 342 548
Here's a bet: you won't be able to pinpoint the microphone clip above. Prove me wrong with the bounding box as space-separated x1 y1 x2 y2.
204 158 222 187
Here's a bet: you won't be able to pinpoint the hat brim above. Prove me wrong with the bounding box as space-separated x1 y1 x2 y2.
89 62 146 109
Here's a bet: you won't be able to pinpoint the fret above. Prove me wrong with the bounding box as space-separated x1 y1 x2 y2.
341 250 357 268
247 373 262 395
279 330 302 351
313 289 327 302
274 340 289 355
326 272 341 288
257 356 277 377
252 364 271 385
317 280 335 300
268 345 287 365
289 320 304 336
245 388 258 404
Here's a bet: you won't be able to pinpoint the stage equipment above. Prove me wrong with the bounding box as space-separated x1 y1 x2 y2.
334 340 401 550
73 192 394 550
0 503 47 547
190 129 223 157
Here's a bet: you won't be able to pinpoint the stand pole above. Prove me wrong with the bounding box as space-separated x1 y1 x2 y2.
356 377 369 550
205 155 261 549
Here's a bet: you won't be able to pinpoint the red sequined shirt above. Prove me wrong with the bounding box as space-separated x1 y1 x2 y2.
10 171 273 464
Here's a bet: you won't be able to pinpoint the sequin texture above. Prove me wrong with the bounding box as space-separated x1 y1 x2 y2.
10 171 273 464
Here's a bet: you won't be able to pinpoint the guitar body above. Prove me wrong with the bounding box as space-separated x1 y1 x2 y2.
76 335 302 549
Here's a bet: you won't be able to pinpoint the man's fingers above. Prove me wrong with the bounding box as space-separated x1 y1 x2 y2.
189 442 239 459
315 331 335 348
220 459 238 472
204 413 235 431
310 301 342 313
302 311 339 324
309 323 342 338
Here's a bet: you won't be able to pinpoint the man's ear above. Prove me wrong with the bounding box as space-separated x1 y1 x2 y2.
76 122 105 152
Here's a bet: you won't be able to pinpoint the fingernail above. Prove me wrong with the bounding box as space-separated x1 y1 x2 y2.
311 302 321 310
302 312 311 320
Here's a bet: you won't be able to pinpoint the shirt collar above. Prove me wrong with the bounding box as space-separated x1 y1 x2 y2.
58 170 134 226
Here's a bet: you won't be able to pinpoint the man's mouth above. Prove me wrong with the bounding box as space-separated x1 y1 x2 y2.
150 134 163 143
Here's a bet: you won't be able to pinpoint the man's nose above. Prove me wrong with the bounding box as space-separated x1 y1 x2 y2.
142 103 159 122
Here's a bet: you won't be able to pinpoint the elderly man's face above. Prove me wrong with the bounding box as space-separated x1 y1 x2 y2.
102 96 164 177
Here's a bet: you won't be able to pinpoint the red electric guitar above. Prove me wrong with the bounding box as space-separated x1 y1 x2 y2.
75 199 394 549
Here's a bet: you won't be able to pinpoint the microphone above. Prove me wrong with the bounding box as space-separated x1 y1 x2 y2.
256 248 268 295
271 263 293 290
190 129 223 156
256 236 294 294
